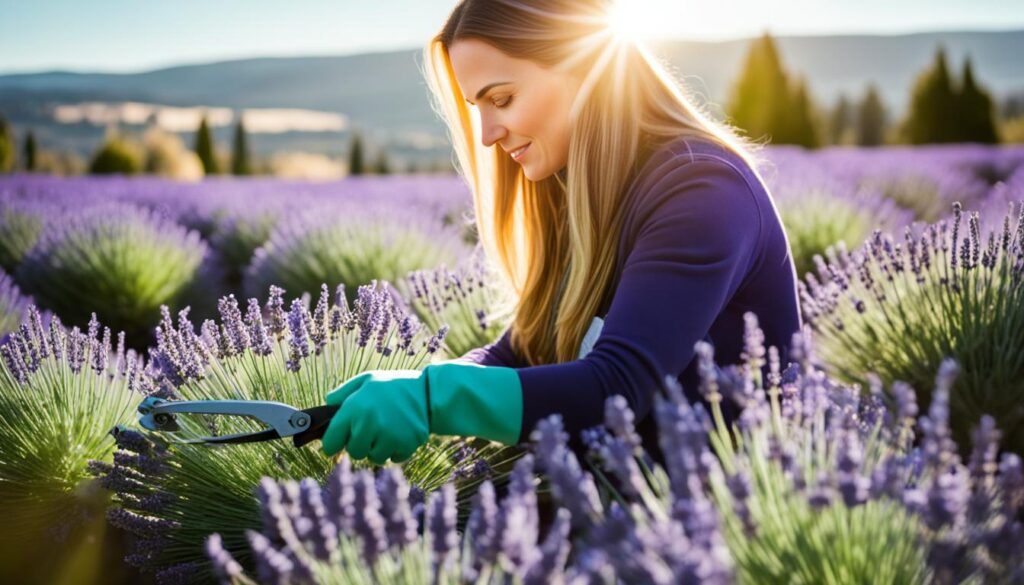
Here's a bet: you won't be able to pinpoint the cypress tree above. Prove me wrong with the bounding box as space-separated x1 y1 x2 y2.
0 115 14 173
956 57 999 143
904 46 957 144
372 148 391 175
23 130 37 172
194 115 219 175
727 33 791 142
348 131 365 175
728 33 821 147
784 77 819 148
231 114 252 175
856 84 887 147
829 94 852 145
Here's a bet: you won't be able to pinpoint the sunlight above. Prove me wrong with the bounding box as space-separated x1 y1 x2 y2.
605 0 657 43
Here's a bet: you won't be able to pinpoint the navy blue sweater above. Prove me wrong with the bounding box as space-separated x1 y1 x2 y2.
459 136 802 459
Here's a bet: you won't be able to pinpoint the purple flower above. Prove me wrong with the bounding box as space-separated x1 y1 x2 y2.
323 457 356 537
265 285 287 339
376 467 418 551
297 477 337 561
531 416 603 531
466 480 500 570
428 482 458 573
524 507 572 585
352 469 388 562
205 534 243 585
925 466 970 530
727 470 756 535
217 294 250 355
245 297 274 356
285 299 310 372
247 530 294 585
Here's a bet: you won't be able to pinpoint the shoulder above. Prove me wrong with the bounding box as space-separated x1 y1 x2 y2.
624 136 767 238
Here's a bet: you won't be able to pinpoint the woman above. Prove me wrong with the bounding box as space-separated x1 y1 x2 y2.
320 0 801 465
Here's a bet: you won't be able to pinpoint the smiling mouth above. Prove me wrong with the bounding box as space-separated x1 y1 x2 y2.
510 143 531 161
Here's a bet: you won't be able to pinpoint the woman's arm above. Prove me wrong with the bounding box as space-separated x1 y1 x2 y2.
512 155 765 442
452 326 528 368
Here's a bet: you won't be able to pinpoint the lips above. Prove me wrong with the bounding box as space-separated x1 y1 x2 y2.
510 143 531 161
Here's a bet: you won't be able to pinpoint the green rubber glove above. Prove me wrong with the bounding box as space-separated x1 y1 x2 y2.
320 363 522 464
425 362 522 445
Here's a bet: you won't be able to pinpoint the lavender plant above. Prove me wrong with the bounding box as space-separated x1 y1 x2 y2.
0 269 31 336
0 202 45 272
209 212 278 292
13 202 207 346
204 454 571 585
576 315 1023 584
244 202 468 305
800 201 1024 454
0 307 147 560
774 182 913 278
95 282 519 583
200 318 1024 584
397 248 514 358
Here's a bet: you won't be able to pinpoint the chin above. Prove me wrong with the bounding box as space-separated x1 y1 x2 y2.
523 165 552 182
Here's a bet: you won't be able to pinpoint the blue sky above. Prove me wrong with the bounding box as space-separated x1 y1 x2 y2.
1 0 1022 74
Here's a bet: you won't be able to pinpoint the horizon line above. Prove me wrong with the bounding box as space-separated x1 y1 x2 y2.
1 25 1021 77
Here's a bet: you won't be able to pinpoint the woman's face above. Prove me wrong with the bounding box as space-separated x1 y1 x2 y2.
449 38 580 181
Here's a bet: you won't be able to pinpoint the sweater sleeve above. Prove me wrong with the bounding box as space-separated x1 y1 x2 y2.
453 327 528 368
514 156 764 443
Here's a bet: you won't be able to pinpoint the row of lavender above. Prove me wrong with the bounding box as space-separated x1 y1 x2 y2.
3 296 1023 583
1 144 1023 343
0 144 1023 583
0 174 480 349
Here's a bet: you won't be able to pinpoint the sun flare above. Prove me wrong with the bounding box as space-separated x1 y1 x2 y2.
605 0 654 43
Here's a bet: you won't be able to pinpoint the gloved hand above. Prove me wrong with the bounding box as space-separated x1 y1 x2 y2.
320 363 522 464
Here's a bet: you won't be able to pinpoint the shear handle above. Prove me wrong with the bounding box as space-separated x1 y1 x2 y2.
142 399 308 437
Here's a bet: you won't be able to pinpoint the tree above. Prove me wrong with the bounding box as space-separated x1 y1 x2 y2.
89 136 142 175
348 131 366 175
782 77 819 147
372 148 391 175
856 84 887 147
22 130 37 171
231 114 253 175
829 94 852 145
0 114 15 173
904 47 958 144
956 57 999 143
194 115 219 175
727 33 820 147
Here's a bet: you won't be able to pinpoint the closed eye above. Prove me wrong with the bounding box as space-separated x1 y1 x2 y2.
494 96 513 109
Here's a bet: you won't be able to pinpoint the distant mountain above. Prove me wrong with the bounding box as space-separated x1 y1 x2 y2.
1 30 1021 158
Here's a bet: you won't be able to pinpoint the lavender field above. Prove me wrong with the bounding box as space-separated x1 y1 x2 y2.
2 143 1024 584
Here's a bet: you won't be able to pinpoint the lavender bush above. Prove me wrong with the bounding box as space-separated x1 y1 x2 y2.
244 202 469 307
94 282 519 583
205 455 568 584
0 269 31 336
397 248 514 358
209 212 278 292
207 314 1024 585
13 202 207 346
773 180 914 278
800 201 1024 454
0 308 147 563
0 198 47 272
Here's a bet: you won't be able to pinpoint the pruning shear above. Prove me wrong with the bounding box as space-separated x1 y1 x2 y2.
136 396 339 448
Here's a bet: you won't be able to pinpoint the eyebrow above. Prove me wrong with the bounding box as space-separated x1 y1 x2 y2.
465 81 512 105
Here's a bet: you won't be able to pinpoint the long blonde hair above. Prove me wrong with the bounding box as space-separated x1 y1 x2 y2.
422 0 761 366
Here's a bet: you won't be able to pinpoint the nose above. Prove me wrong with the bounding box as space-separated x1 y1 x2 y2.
479 112 507 148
